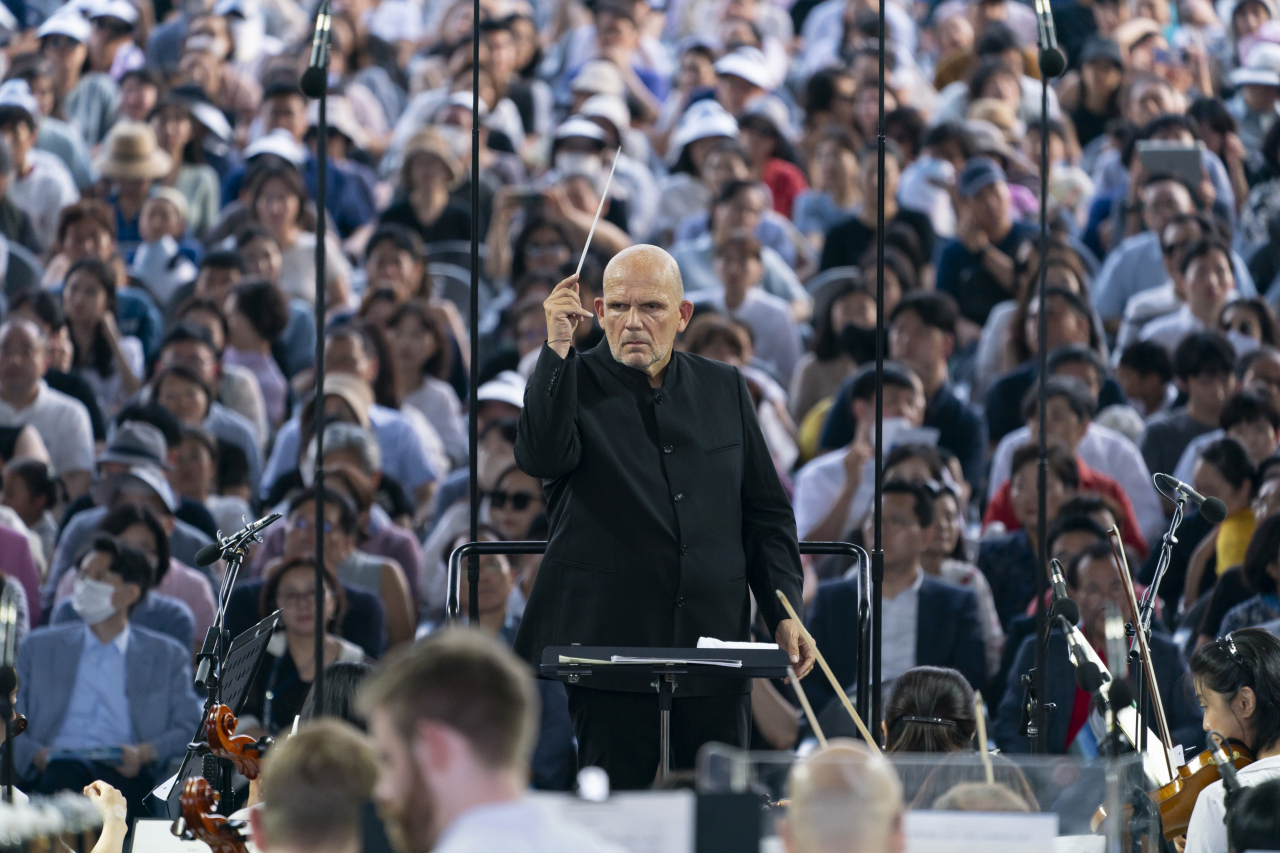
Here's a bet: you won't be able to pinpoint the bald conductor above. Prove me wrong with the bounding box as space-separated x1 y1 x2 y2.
514 245 813 788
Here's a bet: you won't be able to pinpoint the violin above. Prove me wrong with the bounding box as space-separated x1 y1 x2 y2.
1150 739 1255 841
174 702 274 852
174 777 249 853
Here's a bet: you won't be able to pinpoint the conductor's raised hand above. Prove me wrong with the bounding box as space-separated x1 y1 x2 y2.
775 618 815 681
544 273 594 359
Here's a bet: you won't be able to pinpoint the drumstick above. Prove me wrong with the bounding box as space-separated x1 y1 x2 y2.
775 590 882 755
974 691 994 784
575 147 622 277
788 666 827 748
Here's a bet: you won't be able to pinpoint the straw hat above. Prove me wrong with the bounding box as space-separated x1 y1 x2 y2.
402 129 463 189
94 121 173 181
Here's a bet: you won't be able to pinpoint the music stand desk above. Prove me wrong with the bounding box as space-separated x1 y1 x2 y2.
540 646 790 779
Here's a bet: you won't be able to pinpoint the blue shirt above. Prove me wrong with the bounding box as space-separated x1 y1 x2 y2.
220 155 375 239
260 404 438 500
51 624 133 752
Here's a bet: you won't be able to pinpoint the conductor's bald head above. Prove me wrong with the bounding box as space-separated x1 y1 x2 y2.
597 245 693 381
779 740 905 853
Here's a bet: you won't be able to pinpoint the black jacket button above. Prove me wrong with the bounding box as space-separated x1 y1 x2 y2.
680 545 690 555
663 445 673 454
673 493 683 502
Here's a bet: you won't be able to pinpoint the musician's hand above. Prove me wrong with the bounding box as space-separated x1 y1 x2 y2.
776 619 815 681
33 748 47 772
543 274 594 359
83 781 128 826
1173 836 1185 853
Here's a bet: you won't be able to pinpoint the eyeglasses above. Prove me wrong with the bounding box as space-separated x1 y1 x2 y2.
278 589 319 608
488 490 540 511
289 517 334 533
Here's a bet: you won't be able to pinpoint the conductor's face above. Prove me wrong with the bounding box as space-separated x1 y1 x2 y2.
596 246 694 377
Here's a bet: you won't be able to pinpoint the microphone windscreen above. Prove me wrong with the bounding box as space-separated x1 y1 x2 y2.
1038 46 1067 78
1107 677 1134 709
1055 598 1080 625
1076 661 1104 693
300 67 327 99
194 542 222 567
1201 496 1229 524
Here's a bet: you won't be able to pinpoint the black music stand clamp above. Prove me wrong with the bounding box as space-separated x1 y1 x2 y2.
540 646 791 780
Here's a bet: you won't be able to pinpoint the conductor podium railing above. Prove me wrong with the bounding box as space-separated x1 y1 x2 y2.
445 540 874 727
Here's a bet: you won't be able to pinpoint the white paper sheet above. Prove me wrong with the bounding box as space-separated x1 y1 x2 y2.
905 811 1059 853
530 791 696 853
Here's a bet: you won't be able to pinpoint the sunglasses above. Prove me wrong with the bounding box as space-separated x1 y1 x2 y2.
488 490 540 511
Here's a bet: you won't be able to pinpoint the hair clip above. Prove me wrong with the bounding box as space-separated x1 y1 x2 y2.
900 715 958 728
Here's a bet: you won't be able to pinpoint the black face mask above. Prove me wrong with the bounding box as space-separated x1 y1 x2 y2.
840 324 881 364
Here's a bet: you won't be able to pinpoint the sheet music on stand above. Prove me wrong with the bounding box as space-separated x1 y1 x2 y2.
150 611 279 814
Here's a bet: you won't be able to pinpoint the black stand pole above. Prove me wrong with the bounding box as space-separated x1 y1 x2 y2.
871 0 886 747
466 0 481 625
301 2 332 713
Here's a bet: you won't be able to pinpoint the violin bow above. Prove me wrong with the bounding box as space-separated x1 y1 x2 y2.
974 691 994 784
789 666 827 748
1107 527 1175 779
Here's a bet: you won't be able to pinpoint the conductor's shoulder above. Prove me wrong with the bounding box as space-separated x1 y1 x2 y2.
678 351 746 384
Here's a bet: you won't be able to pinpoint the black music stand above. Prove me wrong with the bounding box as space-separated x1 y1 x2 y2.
152 611 280 816
541 646 791 779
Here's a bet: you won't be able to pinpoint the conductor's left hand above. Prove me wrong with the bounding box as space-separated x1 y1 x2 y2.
775 619 815 681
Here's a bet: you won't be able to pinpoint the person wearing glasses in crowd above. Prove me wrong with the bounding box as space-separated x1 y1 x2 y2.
486 464 546 542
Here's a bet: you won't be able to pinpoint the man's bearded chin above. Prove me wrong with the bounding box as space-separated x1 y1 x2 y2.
379 761 438 853
609 335 667 370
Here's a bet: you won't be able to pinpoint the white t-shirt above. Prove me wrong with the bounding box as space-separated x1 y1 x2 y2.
1184 753 1280 853
0 381 94 478
691 287 803 382
8 148 79 253
434 798 628 853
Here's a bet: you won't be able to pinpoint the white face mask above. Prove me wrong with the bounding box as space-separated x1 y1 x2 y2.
72 577 118 626
555 152 603 185
1226 328 1261 357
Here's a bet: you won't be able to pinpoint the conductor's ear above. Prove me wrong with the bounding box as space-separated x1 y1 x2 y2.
677 300 694 332
594 296 604 318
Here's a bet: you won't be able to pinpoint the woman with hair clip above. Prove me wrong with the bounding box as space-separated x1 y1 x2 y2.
1182 628 1280 853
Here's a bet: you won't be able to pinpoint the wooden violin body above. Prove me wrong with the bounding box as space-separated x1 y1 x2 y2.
1150 740 1255 840
175 777 248 853
205 702 272 779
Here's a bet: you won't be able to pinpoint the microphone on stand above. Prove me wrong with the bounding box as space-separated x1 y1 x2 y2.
1153 473 1229 523
1048 558 1080 623
299 0 332 99
1034 0 1066 77
194 513 284 567
1208 731 1242 796
1059 613 1105 692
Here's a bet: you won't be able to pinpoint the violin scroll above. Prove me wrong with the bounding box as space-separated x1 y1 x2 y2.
205 703 273 779
174 777 248 853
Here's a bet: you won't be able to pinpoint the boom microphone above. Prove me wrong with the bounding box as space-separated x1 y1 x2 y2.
299 0 332 99
1153 473 1229 523
194 513 284 566
1033 0 1066 77
1059 614 1105 692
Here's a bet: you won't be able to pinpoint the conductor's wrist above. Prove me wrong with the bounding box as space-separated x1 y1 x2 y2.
547 339 572 359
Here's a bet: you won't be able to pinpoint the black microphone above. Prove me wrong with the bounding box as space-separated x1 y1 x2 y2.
299 0 332 99
1047 557 1080 622
1049 557 1069 602
1034 0 1066 77
1208 732 1242 797
194 512 284 566
1153 473 1229 523
1059 614 1104 692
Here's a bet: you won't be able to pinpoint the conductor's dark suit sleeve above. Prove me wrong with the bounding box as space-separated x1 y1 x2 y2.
737 372 804 634
516 345 582 479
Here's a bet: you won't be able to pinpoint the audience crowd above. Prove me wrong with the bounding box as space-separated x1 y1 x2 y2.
3 0 1280 820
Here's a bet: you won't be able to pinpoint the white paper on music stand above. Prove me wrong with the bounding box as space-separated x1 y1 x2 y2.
697 637 779 649
530 790 695 853
133 819 260 853
904 811 1058 853
1055 835 1105 853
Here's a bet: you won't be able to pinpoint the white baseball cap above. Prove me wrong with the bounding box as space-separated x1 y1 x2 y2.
713 47 772 90
477 371 526 409
1232 42 1280 86
243 128 307 165
37 10 91 41
90 0 139 26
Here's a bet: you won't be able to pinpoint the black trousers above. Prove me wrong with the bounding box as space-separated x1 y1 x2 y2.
34 759 156 818
566 687 750 790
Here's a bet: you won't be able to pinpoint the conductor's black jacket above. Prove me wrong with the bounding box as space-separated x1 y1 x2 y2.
513 339 804 693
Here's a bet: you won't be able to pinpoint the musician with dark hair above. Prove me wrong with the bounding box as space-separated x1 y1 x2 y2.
1184 628 1280 853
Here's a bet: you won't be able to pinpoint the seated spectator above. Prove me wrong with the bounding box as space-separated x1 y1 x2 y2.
1 457 58 563
93 121 174 260
223 279 290 430
820 141 934 278
127 187 198 308
1174 390 1280 484
1115 340 1177 421
936 157 1036 333
1114 213 1221 352
0 319 95 500
994 542 1202 754
1219 297 1280 353
379 129 472 245
804 480 986 722
690 230 803 381
5 289 107 443
1219 514 1280 635
164 247 244 328
1183 438 1258 607
787 272 864 426
0 78 78 253
1141 332 1236 487
53 503 215 648
485 464 546 542
281 486 414 649
15 534 202 815
63 258 143 417
923 482 1004 678
980 444 1079 629
793 130 860 251
238 557 367 737
250 161 352 306
159 316 269 453
987 369 1158 551
4 52 93 195
1141 239 1240 354
0 136 40 256
149 95 221 238
170 425 250 538
888 291 986 487
48 420 214 610
793 362 925 541
386 302 467 470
